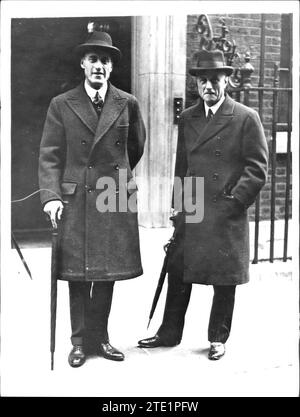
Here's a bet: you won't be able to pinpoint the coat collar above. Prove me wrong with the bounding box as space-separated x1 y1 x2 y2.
66 82 128 144
66 82 98 133
188 95 235 152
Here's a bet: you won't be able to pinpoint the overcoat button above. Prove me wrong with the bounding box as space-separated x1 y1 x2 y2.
213 173 219 180
215 150 221 156
212 195 217 202
81 140 87 145
88 166 93 169
114 164 119 170
115 141 121 146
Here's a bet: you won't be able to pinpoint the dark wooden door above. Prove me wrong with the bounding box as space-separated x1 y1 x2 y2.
11 17 131 242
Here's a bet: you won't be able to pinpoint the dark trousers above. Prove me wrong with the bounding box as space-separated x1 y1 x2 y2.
68 281 114 347
157 272 236 344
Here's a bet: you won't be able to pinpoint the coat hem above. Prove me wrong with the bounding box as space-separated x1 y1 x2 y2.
183 276 249 286
58 268 143 282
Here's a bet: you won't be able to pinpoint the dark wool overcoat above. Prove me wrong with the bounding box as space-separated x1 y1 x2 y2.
39 82 146 282
172 95 269 285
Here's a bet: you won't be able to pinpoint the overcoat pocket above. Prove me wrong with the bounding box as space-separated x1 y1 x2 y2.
61 182 78 195
220 193 245 219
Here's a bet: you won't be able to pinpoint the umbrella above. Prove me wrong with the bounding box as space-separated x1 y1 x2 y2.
147 213 185 329
50 228 59 370
147 235 176 329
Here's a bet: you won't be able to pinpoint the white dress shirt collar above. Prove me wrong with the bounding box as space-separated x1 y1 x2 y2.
204 95 226 117
84 80 108 102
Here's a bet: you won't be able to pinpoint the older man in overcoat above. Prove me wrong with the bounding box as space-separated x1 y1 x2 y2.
39 30 146 367
138 49 268 360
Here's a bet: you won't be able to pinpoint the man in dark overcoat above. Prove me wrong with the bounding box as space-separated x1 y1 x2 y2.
138 49 268 360
39 30 146 367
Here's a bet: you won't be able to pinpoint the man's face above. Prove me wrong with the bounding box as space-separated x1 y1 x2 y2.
196 71 228 106
81 50 113 89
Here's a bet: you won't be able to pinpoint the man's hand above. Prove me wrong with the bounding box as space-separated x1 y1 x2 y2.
43 200 64 229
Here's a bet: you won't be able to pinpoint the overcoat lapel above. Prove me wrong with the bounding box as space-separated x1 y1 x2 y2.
66 83 98 134
190 95 235 152
65 83 128 148
188 100 206 131
92 83 127 149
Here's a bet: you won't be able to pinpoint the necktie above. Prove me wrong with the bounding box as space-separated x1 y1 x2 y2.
93 91 104 116
206 108 214 122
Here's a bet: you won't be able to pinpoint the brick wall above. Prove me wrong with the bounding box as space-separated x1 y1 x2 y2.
248 157 292 221
186 14 292 221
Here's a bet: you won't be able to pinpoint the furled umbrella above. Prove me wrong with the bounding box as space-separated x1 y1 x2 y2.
146 235 175 329
146 213 184 329
50 228 59 370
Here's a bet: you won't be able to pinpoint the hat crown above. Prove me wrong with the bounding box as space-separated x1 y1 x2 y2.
196 49 225 67
84 31 113 47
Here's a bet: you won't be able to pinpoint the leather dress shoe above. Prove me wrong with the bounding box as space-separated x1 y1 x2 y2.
68 345 86 368
138 334 180 348
208 342 225 360
99 342 125 361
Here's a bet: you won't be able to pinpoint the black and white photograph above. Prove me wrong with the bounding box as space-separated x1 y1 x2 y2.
1 0 299 399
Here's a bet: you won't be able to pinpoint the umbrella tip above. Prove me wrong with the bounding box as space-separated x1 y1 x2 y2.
147 319 151 330
51 354 54 371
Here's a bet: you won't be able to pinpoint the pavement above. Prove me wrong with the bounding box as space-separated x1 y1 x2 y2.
1 221 299 397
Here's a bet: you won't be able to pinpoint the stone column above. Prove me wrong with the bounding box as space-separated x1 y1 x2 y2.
131 15 187 227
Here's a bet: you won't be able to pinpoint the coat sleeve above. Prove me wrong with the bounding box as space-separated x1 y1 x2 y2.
38 97 66 206
231 110 269 208
127 97 146 170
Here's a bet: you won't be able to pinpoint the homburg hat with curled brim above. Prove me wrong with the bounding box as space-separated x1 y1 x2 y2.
189 49 233 76
75 31 122 63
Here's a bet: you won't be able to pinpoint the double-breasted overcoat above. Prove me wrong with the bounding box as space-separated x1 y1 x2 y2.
39 82 146 282
172 95 269 285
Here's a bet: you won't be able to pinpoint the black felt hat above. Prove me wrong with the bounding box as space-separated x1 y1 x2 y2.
75 31 121 63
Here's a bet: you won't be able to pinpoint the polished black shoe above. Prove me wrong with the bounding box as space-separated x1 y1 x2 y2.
138 334 180 348
68 345 86 368
208 342 225 361
99 342 125 362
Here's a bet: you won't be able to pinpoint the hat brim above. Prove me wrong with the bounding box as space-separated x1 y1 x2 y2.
189 66 233 76
75 44 122 63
